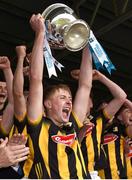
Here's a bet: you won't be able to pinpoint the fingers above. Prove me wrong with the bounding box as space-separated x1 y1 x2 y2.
15 45 26 58
16 45 26 51
0 56 9 62
30 13 43 22
0 56 10 70
71 69 80 80
13 147 29 156
0 138 29 167
15 155 28 163
0 137 8 147
0 138 4 144
8 134 27 146
9 144 28 151
8 145 29 164
13 147 29 164
0 56 9 65
30 13 45 35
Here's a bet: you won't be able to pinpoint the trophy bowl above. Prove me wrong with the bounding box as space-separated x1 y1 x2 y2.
42 3 90 51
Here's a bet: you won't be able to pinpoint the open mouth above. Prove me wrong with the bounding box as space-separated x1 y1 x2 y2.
62 108 70 118
0 94 6 98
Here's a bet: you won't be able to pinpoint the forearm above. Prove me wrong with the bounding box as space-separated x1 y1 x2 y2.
99 74 126 100
30 32 44 82
73 46 93 123
79 46 92 88
27 14 45 121
3 68 14 104
13 58 24 96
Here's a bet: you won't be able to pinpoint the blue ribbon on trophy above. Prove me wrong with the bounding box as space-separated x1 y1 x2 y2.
43 21 64 78
88 30 116 74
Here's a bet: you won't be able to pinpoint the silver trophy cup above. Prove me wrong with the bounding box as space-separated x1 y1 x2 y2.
42 3 90 51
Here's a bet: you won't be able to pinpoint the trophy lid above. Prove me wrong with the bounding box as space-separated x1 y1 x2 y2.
42 3 74 20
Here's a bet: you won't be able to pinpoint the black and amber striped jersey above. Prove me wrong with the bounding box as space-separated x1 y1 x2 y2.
126 141 132 179
126 157 132 179
98 121 127 179
13 112 27 136
23 112 90 179
81 110 107 172
0 111 8 138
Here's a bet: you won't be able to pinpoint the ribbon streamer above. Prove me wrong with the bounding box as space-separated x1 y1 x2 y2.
43 21 64 78
88 30 116 74
44 38 57 78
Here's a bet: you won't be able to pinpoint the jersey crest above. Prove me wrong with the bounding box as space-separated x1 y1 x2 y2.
51 133 76 146
103 133 118 145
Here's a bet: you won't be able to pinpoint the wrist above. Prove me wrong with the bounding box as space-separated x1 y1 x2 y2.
36 31 45 38
17 56 26 60
99 74 107 82
3 66 11 71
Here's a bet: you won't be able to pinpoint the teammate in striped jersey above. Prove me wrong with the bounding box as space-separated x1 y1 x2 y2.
71 69 127 179
98 104 132 179
12 45 29 136
0 56 14 138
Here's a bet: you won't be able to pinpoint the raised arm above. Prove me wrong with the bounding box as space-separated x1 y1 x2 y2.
93 70 127 118
124 99 132 111
122 99 132 136
27 14 45 121
13 45 27 119
73 46 93 123
0 56 14 134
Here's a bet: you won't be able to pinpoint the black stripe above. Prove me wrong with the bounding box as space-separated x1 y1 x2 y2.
81 137 88 169
115 138 127 178
27 119 49 178
123 149 127 178
92 125 99 170
14 115 27 134
103 145 112 179
48 123 61 179
77 145 90 179
65 146 78 179
69 113 79 134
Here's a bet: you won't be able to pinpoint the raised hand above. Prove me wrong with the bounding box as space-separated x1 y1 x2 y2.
30 14 45 35
15 45 26 59
70 69 80 80
92 69 102 81
0 56 10 69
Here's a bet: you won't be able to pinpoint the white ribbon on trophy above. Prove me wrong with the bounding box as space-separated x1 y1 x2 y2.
88 30 116 74
43 38 57 78
44 36 64 78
